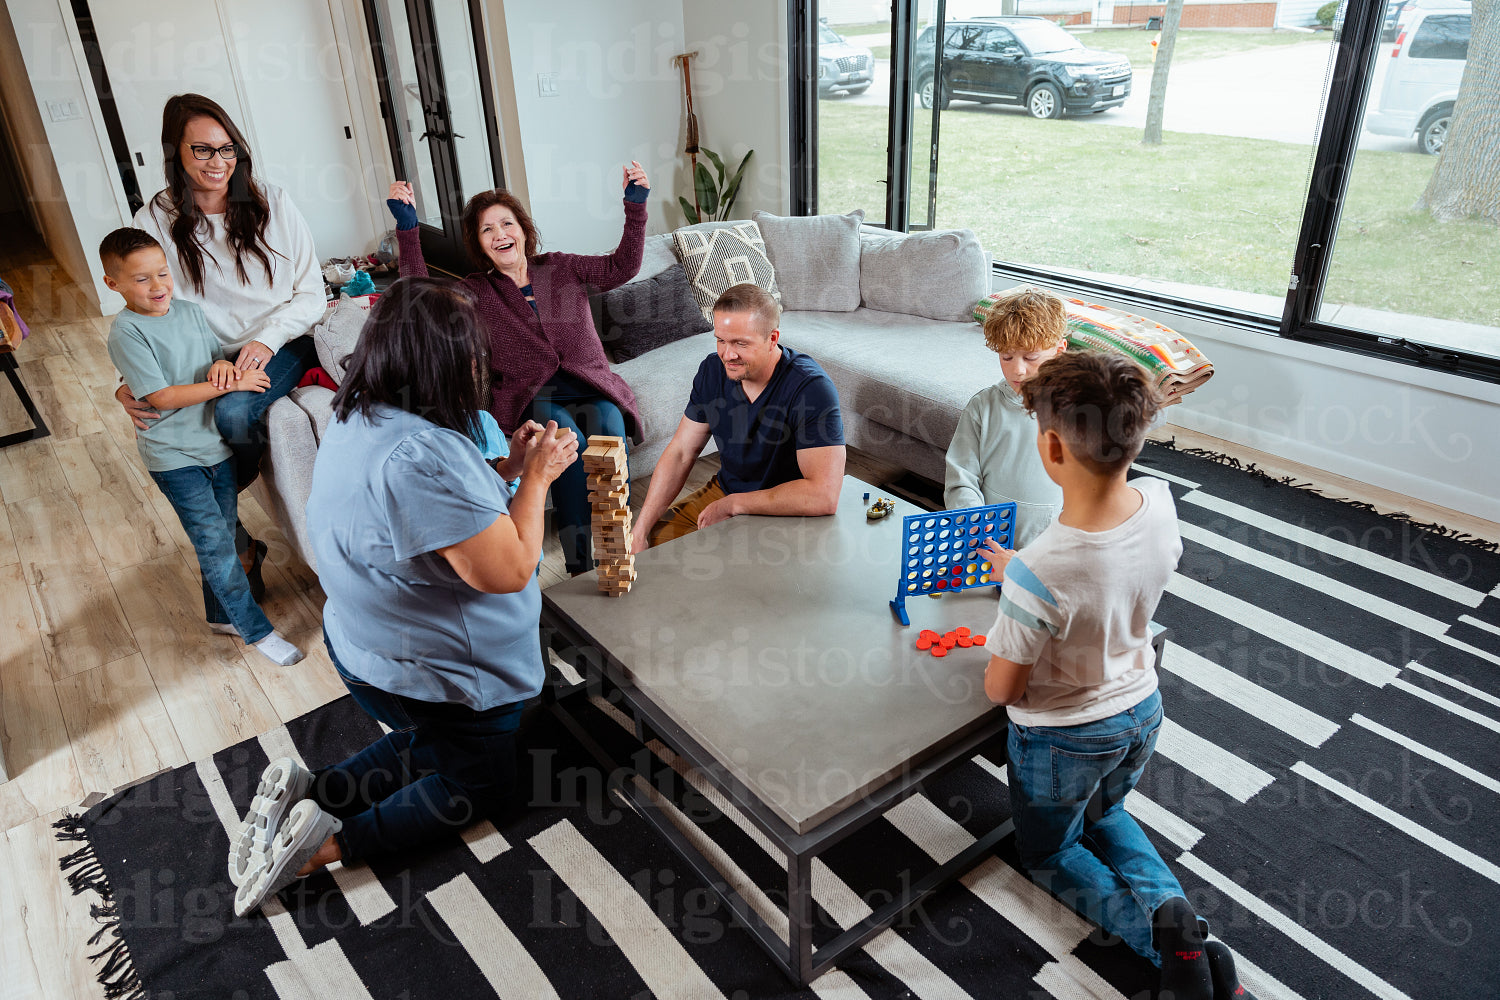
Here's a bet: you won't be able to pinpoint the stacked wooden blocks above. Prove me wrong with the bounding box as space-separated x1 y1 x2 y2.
583 435 635 597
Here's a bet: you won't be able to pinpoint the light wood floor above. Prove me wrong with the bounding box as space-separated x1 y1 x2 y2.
1 226 1496 999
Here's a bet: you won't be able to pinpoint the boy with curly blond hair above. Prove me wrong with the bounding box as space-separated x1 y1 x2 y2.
944 287 1067 546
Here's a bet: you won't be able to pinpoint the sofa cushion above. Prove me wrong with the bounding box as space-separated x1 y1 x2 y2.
591 264 713 363
636 233 679 284
312 294 375 384
859 229 990 322
750 210 863 313
672 220 781 322
778 308 1000 452
609 331 719 473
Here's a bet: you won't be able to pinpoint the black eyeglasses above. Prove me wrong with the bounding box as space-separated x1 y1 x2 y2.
188 143 239 161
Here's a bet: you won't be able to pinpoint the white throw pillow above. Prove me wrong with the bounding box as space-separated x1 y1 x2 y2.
859 229 991 322
750 210 863 312
312 294 375 385
671 220 782 322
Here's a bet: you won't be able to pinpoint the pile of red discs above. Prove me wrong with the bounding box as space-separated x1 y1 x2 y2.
915 627 985 658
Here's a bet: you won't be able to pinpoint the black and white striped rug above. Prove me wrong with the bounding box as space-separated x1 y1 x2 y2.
58 443 1500 1000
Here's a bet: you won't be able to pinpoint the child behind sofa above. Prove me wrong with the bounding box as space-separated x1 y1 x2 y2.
944 286 1066 548
101 227 303 666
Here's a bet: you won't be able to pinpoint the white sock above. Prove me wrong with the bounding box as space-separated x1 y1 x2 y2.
254 632 304 666
209 622 239 636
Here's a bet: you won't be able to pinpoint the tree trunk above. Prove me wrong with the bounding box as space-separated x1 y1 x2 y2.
1417 0 1500 223
1142 0 1186 146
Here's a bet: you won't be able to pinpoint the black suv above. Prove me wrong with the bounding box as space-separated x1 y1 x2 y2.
914 18 1132 119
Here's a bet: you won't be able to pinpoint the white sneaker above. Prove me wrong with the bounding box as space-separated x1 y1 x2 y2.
233 800 341 917
254 632 304 666
228 757 314 886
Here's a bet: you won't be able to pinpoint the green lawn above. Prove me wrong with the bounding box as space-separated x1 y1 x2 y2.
1067 27 1327 69
827 21 890 38
817 103 1500 328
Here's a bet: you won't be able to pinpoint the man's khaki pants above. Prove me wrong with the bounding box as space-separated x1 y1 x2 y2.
646 476 727 547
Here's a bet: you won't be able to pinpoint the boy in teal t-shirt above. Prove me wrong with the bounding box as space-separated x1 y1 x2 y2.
101 228 302 666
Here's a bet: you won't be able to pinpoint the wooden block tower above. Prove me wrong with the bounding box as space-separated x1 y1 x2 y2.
583 435 635 596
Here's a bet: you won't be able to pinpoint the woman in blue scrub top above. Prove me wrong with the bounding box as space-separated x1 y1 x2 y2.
230 276 579 916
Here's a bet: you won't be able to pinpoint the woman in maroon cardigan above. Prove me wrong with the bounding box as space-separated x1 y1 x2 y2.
387 163 648 574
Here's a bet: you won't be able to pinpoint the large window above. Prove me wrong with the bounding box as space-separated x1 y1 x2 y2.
800 0 1499 379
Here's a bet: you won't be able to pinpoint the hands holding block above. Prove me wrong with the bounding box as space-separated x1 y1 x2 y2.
584 436 634 596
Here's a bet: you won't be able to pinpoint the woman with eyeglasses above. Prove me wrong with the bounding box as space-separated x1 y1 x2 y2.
120 93 325 595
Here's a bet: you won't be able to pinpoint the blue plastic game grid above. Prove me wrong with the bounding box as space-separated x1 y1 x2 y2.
889 501 1017 626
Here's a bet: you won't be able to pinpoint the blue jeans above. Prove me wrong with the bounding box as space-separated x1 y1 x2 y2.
524 373 629 574
317 632 524 863
1007 689 1183 964
215 335 319 491
148 460 273 644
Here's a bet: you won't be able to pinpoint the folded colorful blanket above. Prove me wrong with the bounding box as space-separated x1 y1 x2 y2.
973 294 1214 405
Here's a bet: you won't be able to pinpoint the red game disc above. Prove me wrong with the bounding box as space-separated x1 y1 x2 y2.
941 635 957 649
956 626 971 637
919 629 938 641
931 645 948 657
916 638 932 650
957 637 973 647
952 566 963 576
972 634 987 645
936 578 949 589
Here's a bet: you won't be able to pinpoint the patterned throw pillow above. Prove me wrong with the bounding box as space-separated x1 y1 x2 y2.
671 221 782 322
973 292 1215 405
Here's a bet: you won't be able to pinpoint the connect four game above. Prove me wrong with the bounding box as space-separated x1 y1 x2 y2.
889 502 1017 626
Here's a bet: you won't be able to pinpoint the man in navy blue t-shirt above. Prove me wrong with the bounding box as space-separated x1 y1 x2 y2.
631 283 846 550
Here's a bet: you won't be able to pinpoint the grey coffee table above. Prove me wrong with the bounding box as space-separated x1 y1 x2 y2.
540 475 1023 984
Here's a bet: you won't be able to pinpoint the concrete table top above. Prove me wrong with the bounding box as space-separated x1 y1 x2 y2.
544 475 1005 835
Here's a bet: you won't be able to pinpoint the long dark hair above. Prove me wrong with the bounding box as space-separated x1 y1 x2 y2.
332 277 491 441
460 188 541 270
147 94 277 293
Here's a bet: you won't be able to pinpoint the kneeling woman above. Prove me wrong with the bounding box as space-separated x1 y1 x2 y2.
231 277 578 916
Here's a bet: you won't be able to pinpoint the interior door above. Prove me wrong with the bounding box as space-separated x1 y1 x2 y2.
363 0 504 275
88 0 375 259
87 0 249 202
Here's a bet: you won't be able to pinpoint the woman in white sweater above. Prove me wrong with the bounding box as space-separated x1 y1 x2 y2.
117 94 325 590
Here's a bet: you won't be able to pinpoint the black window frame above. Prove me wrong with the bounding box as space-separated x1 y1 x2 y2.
788 0 1500 385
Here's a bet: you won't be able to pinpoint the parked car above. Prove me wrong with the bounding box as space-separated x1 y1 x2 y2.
1366 2 1470 154
818 23 875 97
1382 0 1415 41
913 17 1131 119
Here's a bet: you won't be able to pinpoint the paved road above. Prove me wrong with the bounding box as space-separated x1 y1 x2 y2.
831 36 1415 152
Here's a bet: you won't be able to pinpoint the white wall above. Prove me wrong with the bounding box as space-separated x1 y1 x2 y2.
499 0 688 252
1077 290 1500 523
682 1 791 219
3 0 130 311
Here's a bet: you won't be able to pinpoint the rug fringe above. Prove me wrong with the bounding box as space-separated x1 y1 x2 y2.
53 813 147 1000
1149 438 1500 554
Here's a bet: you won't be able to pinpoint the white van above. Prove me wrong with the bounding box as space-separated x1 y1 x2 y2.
1366 0 1470 154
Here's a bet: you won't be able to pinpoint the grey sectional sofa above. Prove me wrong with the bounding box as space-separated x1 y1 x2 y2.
254 220 1004 571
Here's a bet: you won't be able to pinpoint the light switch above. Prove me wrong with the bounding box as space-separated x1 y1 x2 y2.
537 73 559 98
46 98 83 122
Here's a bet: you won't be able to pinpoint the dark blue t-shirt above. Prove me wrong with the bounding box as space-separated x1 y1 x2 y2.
684 345 845 495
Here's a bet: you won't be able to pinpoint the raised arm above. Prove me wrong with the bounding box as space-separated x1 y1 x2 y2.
387 181 432 279
562 162 649 292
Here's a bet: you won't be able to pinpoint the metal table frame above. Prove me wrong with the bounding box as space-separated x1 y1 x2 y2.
539 611 1014 986
0 352 49 449
540 609 1173 986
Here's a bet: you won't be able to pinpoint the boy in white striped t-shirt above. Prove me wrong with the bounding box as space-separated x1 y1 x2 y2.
980 352 1250 1000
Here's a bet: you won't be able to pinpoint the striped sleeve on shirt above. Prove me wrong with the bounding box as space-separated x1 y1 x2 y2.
987 555 1063 665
